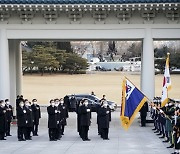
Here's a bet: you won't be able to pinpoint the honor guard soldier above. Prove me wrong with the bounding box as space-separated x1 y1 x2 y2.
5 99 13 136
172 107 180 154
31 99 41 136
98 100 111 140
0 100 7 140
24 100 33 140
47 100 58 141
17 101 27 141
78 99 91 141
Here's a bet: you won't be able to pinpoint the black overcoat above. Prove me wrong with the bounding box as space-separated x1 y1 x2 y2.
47 106 58 128
31 104 41 125
79 105 91 127
17 106 27 127
0 107 7 132
98 107 110 129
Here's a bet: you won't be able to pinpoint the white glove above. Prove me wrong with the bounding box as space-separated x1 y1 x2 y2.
57 121 59 124
87 109 90 112
106 111 109 114
26 121 28 124
55 110 57 113
159 109 163 113
23 110 26 113
177 137 180 144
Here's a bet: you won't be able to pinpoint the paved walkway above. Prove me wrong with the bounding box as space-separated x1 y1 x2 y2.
0 109 173 154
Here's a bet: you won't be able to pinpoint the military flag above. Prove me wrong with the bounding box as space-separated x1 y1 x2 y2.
120 78 147 130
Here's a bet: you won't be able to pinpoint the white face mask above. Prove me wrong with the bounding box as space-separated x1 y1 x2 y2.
55 103 59 107
1 103 5 107
165 104 169 107
103 103 108 108
6 101 10 105
20 103 24 107
51 102 55 106
84 101 88 106
169 103 173 106
60 101 64 104
33 101 37 105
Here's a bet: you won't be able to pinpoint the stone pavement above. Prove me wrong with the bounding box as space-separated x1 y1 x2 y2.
0 108 173 154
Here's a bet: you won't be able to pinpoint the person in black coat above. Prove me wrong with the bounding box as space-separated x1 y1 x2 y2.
78 99 91 141
98 100 111 140
97 100 103 136
64 95 70 112
59 98 68 136
5 99 13 136
17 101 27 141
24 100 33 140
70 96 77 112
47 100 58 141
0 100 7 140
54 99 62 140
31 99 41 136
139 101 149 127
77 99 84 137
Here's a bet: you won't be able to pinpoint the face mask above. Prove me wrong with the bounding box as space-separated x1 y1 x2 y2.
25 102 30 106
1 103 5 107
165 104 168 107
51 103 55 106
60 101 64 104
84 101 88 106
169 103 172 106
6 101 10 105
20 103 24 107
55 103 59 107
33 101 37 105
103 103 108 108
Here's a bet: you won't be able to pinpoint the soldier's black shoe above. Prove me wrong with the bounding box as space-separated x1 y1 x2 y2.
7 134 12 136
163 140 169 142
86 139 91 141
0 138 6 140
103 138 110 140
50 139 57 141
154 131 159 133
152 128 156 130
156 133 162 136
159 136 165 138
18 139 26 141
167 144 174 148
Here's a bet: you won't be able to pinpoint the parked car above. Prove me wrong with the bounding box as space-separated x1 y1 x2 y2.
67 94 117 112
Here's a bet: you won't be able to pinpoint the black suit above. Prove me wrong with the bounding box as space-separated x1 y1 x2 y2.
47 105 58 140
98 106 111 139
59 104 67 135
78 105 91 140
5 105 13 136
31 104 41 135
25 106 33 139
17 106 27 140
0 106 7 140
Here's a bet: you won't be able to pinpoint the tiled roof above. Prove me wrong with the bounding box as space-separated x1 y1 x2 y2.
0 0 179 4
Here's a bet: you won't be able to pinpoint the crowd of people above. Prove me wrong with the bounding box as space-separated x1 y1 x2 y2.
150 98 180 154
0 94 112 142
